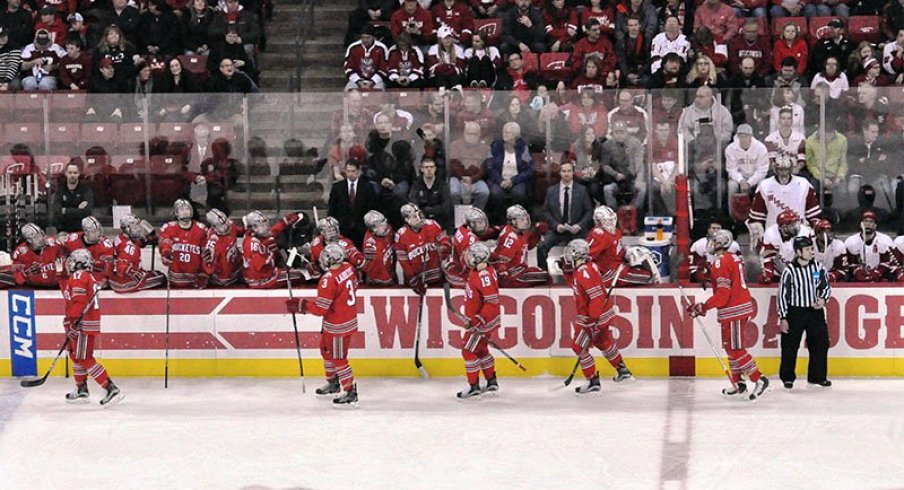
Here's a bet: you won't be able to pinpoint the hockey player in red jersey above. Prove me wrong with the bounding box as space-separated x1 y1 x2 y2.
361 210 396 286
61 216 116 287
586 206 657 286
56 249 123 406
844 211 903 282
241 210 304 289
562 239 633 394
158 199 209 288
395 203 451 295
492 205 549 288
11 223 64 288
310 216 365 274
286 243 361 407
688 229 769 400
812 219 848 282
110 215 165 293
203 208 244 287
689 220 741 284
444 208 499 288
456 242 502 399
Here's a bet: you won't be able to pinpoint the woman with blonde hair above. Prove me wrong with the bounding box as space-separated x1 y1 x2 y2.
427 25 465 89
92 25 139 82
773 23 808 76
686 55 723 89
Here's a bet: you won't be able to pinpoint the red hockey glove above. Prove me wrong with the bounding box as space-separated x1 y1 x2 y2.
411 281 427 296
869 269 884 282
282 212 302 227
686 302 705 318
286 298 307 314
759 269 777 284
896 271 904 283
535 221 549 236
852 266 870 282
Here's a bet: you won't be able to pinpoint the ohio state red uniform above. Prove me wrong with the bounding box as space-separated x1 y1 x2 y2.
110 233 166 293
241 220 302 289
11 237 64 287
492 225 548 287
203 223 243 287
159 221 208 288
586 226 653 286
566 260 624 380
311 236 365 273
361 229 396 286
444 225 478 288
61 232 116 285
394 219 450 287
461 265 501 386
307 262 360 393
60 270 111 390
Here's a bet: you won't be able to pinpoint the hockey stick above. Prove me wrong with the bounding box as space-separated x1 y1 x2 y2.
443 282 527 372
21 287 100 388
413 257 430 378
675 283 736 389
164 274 171 388
285 277 306 392
554 263 625 391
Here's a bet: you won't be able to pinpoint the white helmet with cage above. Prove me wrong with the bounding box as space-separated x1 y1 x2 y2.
119 214 148 241
506 205 531 231
625 245 652 267
707 229 734 255
206 208 232 236
21 223 46 250
364 210 390 237
563 239 591 265
66 248 93 274
465 208 489 235
465 242 491 269
319 243 347 270
593 206 617 233
81 216 103 245
243 210 271 238
173 199 193 227
317 217 341 242
401 203 425 229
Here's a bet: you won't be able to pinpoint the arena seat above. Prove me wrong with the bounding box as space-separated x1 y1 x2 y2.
47 123 80 153
149 155 186 205
157 123 193 145
522 52 539 73
847 16 881 44
539 52 571 82
80 123 119 151
4 123 44 147
808 17 834 46
120 123 153 146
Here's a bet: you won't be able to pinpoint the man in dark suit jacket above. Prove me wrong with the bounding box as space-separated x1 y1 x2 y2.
328 160 376 248
537 161 594 269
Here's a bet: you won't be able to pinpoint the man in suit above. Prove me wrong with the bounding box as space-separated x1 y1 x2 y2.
537 160 594 269
328 160 376 249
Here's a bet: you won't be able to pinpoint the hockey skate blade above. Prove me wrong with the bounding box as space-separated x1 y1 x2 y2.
316 392 342 401
573 389 602 397
100 392 125 408
331 401 359 410
612 375 636 384
65 397 90 405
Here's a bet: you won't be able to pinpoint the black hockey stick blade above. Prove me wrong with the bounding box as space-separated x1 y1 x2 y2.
21 338 71 388
414 292 429 379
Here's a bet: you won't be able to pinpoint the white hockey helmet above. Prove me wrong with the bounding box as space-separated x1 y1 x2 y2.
506 205 531 231
593 206 617 233
206 208 231 236
563 238 591 265
119 214 147 241
319 242 347 270
364 210 390 237
66 248 93 273
465 241 491 269
401 203 425 229
21 222 45 249
707 229 733 254
465 208 489 235
81 216 103 245
317 217 341 242
243 210 271 238
773 153 795 183
173 198 193 226
625 245 651 267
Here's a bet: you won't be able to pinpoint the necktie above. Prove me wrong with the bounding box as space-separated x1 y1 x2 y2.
350 181 356 203
563 185 570 224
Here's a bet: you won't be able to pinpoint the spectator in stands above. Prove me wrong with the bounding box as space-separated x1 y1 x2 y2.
66 13 89 48
449 121 490 210
885 1 904 40
809 18 853 78
728 18 771 78
369 139 415 227
567 88 608 136
409 156 453 230
853 57 889 87
691 25 729 71
427 25 465 89
102 0 141 46
52 162 94 233
412 91 445 136
571 19 616 79
0 0 34 50
607 89 649 142
328 125 364 181
616 15 651 87
345 0 396 46
391 0 435 47
456 91 496 142
765 106 807 170
138 0 181 57
59 38 90 91
652 90 683 128
496 95 538 146
487 121 534 220
769 88 805 134
733 0 768 17
770 0 818 18
463 32 500 88
649 120 680 214
615 0 658 48
582 0 617 37
599 120 645 210
726 56 769 126
694 0 737 43
210 0 260 73
35 6 67 46
386 33 425 89
184 0 215 56
686 55 726 90
473 0 502 19
331 89 374 143
544 0 578 53
847 119 893 210
773 23 808 77
688 123 721 209
770 57 806 102
571 55 608 93
658 0 694 36
0 27 22 90
210 26 258 82
160 56 200 95
343 24 388 91
647 52 687 90
812 0 850 17
494 50 537 100
93 25 138 83
571 126 603 200
537 97 573 153
413 123 445 176
725 123 769 196
201 138 238 214
850 0 882 16
882 29 904 84
650 15 690 74
501 0 547 54
86 58 129 122
366 112 397 159
373 96 414 138
206 56 257 93
537 160 594 268
432 0 474 46
845 84 891 136
805 118 848 202
20 29 65 91
810 57 849 99
847 41 875 81
132 60 158 119
680 85 734 144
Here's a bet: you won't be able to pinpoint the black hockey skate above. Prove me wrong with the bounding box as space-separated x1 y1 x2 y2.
575 374 601 394
807 379 832 389
332 385 359 409
749 377 770 401
99 381 124 407
316 378 341 397
482 376 499 395
722 382 747 399
65 384 89 404
613 362 634 383
457 383 481 400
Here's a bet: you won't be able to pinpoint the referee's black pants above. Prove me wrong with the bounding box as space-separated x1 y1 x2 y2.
780 307 830 384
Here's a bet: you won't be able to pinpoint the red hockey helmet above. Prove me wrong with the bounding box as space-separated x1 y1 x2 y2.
812 218 832 234
861 210 878 223
776 210 799 226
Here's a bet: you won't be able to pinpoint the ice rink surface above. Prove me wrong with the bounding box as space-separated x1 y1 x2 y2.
1 376 903 490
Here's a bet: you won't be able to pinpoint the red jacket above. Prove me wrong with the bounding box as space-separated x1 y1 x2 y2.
773 38 808 75
728 35 772 77
570 36 617 76
544 7 578 45
431 1 474 45
344 40 388 84
391 6 436 45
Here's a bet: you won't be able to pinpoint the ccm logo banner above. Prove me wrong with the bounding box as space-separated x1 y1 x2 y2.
8 290 37 376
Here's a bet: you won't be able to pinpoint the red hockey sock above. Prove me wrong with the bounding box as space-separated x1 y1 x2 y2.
479 355 495 380
334 360 354 391
462 350 480 385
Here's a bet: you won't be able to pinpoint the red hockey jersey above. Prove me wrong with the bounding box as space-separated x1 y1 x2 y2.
158 221 208 274
586 225 624 277
703 252 754 322
60 270 101 333
203 224 243 285
464 265 500 333
566 261 614 327
451 225 479 267
492 225 540 275
112 232 144 278
308 262 359 335
12 237 64 287
344 40 389 84
394 220 449 284
61 232 116 279
362 230 396 286
311 236 365 270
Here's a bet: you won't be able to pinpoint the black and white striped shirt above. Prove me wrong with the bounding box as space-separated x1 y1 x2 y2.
778 259 831 318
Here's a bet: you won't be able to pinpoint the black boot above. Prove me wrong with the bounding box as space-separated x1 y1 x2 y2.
575 374 601 394
613 362 634 383
65 384 89 404
457 383 481 399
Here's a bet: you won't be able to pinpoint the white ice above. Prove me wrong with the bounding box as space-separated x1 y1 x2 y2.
1 377 903 490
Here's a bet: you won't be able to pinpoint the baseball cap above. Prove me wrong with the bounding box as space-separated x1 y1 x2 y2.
40 5 57 15
828 18 844 28
35 29 51 45
67 12 84 23
437 25 453 39
99 57 114 69
863 57 879 70
792 236 813 251
736 123 753 135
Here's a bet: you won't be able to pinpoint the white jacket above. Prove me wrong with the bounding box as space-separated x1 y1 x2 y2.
725 137 769 187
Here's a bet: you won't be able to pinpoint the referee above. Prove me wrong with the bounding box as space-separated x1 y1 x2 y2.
777 236 832 389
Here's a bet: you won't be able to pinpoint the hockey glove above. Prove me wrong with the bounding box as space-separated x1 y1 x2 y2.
759 269 777 284
556 257 574 275
535 221 549 236
282 212 302 228
747 222 764 253
286 298 308 314
852 266 871 282
686 302 706 318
